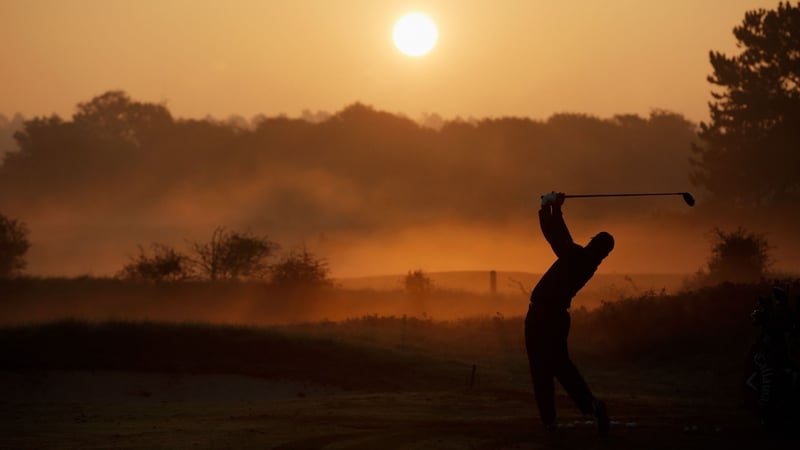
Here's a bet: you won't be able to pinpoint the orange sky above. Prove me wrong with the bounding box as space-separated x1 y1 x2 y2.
0 0 781 123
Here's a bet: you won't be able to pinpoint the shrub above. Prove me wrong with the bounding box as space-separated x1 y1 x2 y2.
269 248 332 289
704 227 772 285
118 244 192 282
404 269 434 296
0 213 30 278
191 227 278 281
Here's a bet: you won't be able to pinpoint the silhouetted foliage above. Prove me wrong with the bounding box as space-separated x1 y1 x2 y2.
404 269 434 296
704 227 772 284
191 227 278 281
0 91 697 237
0 213 30 278
118 244 192 283
72 90 174 144
688 227 773 287
269 248 331 289
571 282 770 363
0 113 24 159
2 91 174 206
692 2 800 208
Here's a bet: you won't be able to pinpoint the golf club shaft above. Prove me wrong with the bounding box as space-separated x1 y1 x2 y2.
564 192 687 199
541 191 695 206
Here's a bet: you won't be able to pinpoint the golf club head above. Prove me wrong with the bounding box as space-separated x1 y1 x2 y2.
681 192 695 207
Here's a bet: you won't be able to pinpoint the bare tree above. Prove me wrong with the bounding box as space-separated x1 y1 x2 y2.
191 227 278 281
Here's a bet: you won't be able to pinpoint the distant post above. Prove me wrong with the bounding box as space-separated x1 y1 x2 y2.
468 364 478 389
490 270 497 295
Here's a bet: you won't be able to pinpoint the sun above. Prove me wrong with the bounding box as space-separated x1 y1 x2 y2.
393 13 438 57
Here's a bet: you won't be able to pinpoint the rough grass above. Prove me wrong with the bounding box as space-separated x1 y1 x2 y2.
0 277 526 324
0 319 468 391
0 279 791 394
3 280 797 448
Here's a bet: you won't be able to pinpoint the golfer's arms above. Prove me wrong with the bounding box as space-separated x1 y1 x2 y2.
539 205 574 258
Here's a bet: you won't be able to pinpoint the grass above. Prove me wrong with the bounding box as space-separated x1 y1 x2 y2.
2 280 796 448
0 319 470 391
0 273 689 325
0 277 529 325
2 278 795 400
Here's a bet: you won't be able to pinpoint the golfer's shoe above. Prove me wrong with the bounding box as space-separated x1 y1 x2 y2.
592 399 610 436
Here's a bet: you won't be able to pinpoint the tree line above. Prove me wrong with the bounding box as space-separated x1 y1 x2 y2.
0 91 698 232
1 5 796 226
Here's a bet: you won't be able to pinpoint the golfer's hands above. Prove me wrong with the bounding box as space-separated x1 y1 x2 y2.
540 191 565 207
541 192 557 207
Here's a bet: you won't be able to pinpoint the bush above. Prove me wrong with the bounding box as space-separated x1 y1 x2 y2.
404 269 434 296
703 227 772 285
120 226 279 282
118 244 192 282
269 248 332 289
190 227 279 281
0 213 30 278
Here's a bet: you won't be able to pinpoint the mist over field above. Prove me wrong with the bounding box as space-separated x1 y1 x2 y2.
3 93 796 279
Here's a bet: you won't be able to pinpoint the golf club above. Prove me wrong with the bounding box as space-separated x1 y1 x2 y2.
544 192 696 207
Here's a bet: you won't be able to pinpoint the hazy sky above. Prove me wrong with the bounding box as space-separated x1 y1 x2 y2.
1 0 781 123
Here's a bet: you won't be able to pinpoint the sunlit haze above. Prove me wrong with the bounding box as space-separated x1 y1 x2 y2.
1 0 797 280
0 0 781 122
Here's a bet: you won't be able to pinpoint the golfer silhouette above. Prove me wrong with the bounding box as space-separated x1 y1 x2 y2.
526 191 613 435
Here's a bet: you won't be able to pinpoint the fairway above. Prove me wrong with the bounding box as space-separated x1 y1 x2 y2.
0 369 770 449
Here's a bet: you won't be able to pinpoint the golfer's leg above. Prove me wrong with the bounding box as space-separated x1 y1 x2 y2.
526 313 557 425
553 310 594 414
555 358 595 414
529 352 557 425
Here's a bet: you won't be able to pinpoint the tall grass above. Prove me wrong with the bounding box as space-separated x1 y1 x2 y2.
0 319 468 390
0 278 789 392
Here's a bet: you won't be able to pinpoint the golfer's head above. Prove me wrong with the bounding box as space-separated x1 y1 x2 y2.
586 232 614 261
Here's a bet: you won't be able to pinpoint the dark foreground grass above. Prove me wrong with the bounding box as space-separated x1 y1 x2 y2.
0 280 785 392
0 320 470 391
2 281 797 449
1 387 782 450
0 283 773 411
